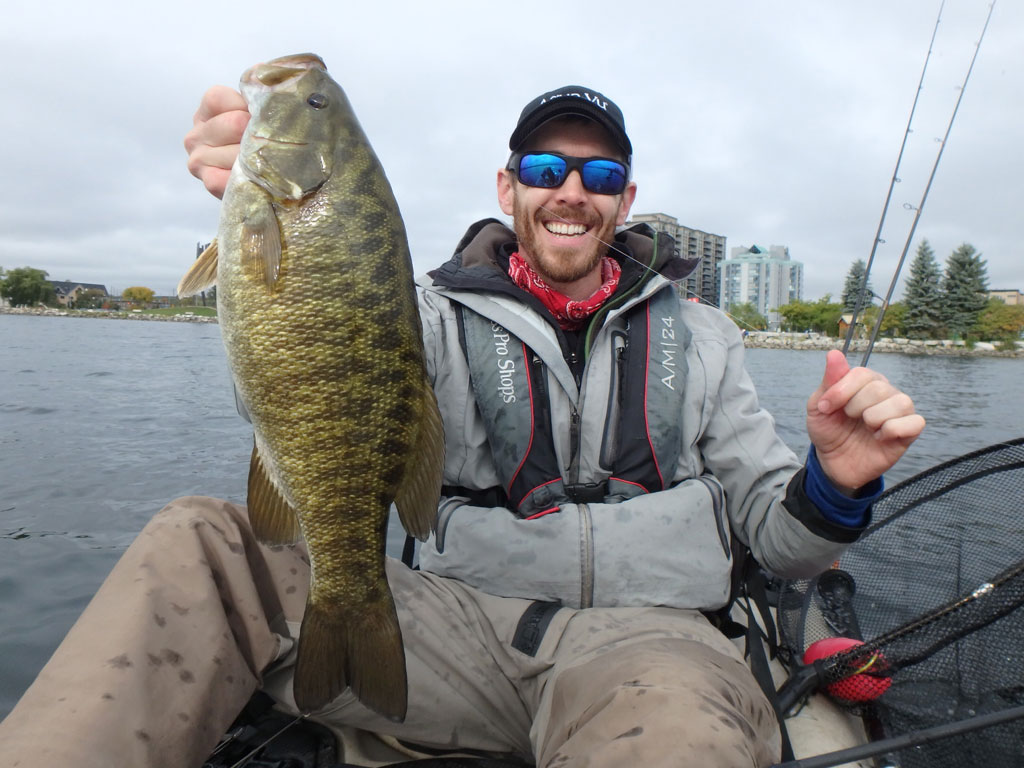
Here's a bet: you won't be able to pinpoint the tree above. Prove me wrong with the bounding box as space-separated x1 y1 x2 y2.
841 259 874 312
122 286 155 305
0 267 52 307
941 243 988 339
973 298 1024 342
778 295 844 336
902 240 945 339
74 288 106 309
728 302 768 331
862 301 907 338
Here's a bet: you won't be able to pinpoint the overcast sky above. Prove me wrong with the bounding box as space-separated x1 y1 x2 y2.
3 0 1019 303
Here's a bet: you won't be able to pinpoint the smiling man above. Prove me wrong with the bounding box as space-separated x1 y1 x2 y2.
0 82 924 768
499 109 636 300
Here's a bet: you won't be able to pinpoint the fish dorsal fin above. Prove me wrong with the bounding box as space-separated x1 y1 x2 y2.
393 381 445 542
177 239 219 297
241 202 284 289
247 439 302 544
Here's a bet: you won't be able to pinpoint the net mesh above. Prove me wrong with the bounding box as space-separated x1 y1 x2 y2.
777 438 1024 767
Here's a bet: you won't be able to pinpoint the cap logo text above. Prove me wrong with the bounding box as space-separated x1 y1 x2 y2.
542 91 608 112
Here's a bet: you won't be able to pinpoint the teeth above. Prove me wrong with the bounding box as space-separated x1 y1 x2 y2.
545 221 587 236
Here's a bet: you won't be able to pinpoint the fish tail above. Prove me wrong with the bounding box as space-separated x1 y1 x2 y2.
292 596 408 721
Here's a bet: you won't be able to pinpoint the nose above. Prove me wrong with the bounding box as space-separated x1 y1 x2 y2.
555 169 588 204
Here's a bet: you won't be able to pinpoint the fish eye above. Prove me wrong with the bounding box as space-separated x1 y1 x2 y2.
307 93 328 109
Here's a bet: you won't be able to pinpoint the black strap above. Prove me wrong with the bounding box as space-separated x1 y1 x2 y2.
742 564 796 763
440 482 610 511
401 533 417 569
511 601 563 656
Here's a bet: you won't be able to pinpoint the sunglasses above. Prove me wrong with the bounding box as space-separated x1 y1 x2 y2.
508 151 630 195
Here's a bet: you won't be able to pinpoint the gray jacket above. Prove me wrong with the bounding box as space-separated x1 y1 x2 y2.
415 219 862 610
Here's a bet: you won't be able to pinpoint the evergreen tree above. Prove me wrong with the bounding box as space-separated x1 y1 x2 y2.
902 240 945 339
941 243 988 339
841 259 874 312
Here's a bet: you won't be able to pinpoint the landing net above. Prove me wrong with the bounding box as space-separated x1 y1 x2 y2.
777 438 1024 767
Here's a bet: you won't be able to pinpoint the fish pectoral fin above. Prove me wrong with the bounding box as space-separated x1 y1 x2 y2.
293 596 408 721
177 239 219 297
247 440 302 544
393 383 445 542
240 202 283 289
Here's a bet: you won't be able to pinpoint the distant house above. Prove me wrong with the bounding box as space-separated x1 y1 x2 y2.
49 281 109 307
989 289 1023 306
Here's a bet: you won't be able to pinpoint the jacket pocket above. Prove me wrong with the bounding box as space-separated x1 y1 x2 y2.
588 477 735 610
696 475 730 558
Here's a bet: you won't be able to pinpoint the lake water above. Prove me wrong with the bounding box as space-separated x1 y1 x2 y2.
1 314 1022 718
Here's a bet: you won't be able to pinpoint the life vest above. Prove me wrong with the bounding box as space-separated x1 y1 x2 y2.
452 285 689 518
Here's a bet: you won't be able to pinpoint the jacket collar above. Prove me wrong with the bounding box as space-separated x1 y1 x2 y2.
428 218 700 298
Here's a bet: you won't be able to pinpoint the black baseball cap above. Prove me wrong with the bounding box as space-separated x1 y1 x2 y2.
509 85 632 159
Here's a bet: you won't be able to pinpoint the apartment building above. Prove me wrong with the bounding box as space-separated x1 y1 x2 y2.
719 244 803 329
627 213 726 306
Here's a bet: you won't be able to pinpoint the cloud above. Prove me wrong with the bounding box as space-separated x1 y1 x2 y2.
3 0 1020 301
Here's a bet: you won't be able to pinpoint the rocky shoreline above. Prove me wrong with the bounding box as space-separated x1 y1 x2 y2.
4 306 1022 357
1 306 218 324
744 331 1024 358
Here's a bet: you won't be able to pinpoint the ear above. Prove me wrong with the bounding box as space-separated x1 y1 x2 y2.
497 168 515 216
615 181 638 226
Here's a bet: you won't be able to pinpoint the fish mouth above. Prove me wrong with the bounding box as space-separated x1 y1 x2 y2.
243 53 326 89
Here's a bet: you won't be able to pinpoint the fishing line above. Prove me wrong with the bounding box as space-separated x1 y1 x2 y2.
854 0 997 367
841 0 946 357
535 205 767 333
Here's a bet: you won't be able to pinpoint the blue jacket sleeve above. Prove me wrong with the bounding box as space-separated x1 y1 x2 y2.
803 445 883 528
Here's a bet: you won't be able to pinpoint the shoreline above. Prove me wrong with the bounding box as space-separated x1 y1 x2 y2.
4 306 1022 358
743 331 1024 358
1 306 217 324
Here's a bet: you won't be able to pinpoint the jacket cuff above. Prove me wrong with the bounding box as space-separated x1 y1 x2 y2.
804 446 882 528
782 465 872 544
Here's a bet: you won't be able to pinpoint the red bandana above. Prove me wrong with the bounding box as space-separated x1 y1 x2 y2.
508 251 621 331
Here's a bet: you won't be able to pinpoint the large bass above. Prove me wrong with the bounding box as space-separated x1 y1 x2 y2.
179 53 444 719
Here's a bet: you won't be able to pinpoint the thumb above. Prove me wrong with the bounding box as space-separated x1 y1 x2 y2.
810 349 850 414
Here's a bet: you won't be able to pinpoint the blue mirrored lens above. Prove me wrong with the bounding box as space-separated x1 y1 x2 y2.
581 159 627 195
515 153 627 194
518 154 567 188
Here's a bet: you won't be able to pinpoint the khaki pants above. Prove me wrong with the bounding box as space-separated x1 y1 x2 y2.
0 497 780 768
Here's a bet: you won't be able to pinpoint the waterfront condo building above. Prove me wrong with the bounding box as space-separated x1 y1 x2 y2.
719 244 803 330
627 213 726 306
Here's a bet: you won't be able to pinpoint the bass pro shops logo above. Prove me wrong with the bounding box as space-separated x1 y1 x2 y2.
491 322 517 403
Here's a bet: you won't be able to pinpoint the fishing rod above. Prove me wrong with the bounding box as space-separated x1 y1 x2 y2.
854 0 997 367
770 703 1024 768
841 0 945 357
770 555 1024 767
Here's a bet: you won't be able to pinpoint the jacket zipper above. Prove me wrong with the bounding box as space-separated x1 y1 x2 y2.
568 408 582 484
530 354 554 433
599 331 627 469
579 503 594 608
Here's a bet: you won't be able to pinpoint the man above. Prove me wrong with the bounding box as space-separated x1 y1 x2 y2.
0 83 923 768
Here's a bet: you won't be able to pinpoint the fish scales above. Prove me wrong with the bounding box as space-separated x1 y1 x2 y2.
178 54 444 719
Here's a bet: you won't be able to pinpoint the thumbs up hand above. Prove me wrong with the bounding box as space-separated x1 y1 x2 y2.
806 350 925 493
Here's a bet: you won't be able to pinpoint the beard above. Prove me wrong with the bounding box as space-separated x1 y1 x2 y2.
512 198 619 287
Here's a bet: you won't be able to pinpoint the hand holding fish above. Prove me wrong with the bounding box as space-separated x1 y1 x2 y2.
184 85 249 199
807 349 925 493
